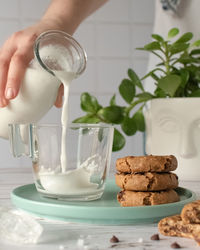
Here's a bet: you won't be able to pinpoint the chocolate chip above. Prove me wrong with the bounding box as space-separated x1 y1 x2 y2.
110 235 119 243
171 242 181 248
117 191 124 201
150 234 160 240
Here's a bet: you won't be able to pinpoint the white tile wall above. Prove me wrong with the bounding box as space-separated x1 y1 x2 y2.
73 23 96 58
97 58 130 94
94 0 130 22
0 0 20 19
70 59 96 94
131 24 155 58
0 20 20 46
19 0 51 19
131 0 155 23
96 23 131 58
0 0 155 168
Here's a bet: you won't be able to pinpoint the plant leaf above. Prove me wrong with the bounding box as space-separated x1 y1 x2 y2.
168 28 179 39
154 87 167 97
190 49 200 55
189 89 200 97
174 32 193 44
178 54 198 64
110 94 116 106
81 92 102 113
169 43 190 55
141 68 162 81
179 69 189 88
192 40 200 47
143 41 161 51
112 128 125 151
121 116 137 136
119 79 135 104
128 68 144 91
193 67 200 81
136 92 154 100
150 72 160 81
152 34 164 42
132 110 145 132
157 74 182 97
72 114 100 123
98 128 104 142
97 106 124 124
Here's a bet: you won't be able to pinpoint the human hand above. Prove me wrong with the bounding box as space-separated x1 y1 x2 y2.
0 21 64 108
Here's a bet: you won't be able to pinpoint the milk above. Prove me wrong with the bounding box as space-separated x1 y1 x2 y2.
0 65 60 139
36 45 97 195
53 71 74 173
39 166 98 195
37 69 99 195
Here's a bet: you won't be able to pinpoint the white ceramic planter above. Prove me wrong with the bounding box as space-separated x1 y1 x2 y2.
143 98 200 181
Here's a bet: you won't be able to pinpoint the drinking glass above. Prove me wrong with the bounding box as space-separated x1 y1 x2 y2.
9 123 114 201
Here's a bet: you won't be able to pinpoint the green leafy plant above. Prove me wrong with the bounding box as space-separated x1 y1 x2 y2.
73 28 200 151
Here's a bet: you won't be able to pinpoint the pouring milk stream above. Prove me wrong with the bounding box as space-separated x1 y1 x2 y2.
6 31 99 195
32 31 98 195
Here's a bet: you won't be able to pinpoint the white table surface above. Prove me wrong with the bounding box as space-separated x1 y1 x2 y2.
0 167 200 250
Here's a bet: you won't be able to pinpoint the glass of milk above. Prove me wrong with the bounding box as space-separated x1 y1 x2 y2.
9 123 114 201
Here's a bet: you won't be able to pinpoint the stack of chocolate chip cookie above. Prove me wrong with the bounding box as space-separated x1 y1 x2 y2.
159 200 200 245
116 155 180 206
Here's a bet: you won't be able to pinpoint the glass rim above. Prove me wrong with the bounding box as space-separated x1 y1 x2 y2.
34 29 87 76
9 123 114 129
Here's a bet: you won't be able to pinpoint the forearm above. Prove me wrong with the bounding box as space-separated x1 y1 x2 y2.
41 0 109 34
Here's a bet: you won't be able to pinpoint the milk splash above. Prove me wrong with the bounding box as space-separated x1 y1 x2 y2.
39 155 100 195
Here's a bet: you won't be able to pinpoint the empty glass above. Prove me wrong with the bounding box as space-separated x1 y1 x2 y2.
9 123 114 201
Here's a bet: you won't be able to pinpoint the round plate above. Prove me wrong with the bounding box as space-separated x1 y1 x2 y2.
11 179 196 225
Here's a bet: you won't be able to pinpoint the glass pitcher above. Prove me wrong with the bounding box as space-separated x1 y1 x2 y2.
0 30 87 139
34 30 87 76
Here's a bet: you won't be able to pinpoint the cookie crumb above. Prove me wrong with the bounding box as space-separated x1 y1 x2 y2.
171 242 181 248
150 234 160 240
110 235 119 243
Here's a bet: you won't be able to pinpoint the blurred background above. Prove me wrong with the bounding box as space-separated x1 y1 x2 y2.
0 0 155 169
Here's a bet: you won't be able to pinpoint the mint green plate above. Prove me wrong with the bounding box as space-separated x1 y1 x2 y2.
11 179 196 225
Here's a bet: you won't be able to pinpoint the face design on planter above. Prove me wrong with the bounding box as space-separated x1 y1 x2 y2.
144 98 200 180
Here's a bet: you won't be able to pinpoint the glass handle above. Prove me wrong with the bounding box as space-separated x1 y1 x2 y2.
8 124 32 158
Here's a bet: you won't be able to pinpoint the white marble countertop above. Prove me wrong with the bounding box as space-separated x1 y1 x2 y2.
0 167 200 250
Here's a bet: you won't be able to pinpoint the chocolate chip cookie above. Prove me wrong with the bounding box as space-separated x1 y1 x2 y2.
181 200 200 224
117 189 180 207
116 155 177 173
115 172 178 191
158 214 200 244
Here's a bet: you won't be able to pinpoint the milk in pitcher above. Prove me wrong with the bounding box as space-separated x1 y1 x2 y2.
0 63 61 139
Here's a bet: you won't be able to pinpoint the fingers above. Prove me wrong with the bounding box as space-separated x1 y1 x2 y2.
54 84 64 108
0 43 16 107
5 47 34 100
0 31 36 106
